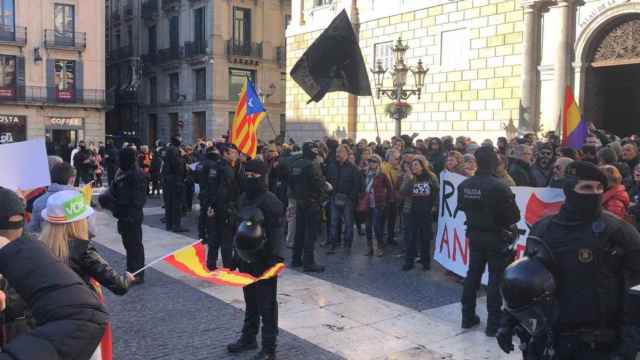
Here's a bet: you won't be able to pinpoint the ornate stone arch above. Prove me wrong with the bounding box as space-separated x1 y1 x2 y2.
574 3 640 104
590 18 640 67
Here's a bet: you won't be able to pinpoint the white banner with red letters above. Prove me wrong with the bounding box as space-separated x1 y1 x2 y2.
434 171 565 283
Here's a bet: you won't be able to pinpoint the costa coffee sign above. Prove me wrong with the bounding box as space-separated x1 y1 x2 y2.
46 117 83 128
0 115 26 144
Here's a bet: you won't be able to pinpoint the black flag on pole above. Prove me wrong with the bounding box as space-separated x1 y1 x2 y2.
290 10 372 103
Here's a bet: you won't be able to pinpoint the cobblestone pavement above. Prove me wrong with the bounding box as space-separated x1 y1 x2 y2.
91 196 519 360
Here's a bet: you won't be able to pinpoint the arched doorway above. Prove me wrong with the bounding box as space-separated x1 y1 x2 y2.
582 14 640 136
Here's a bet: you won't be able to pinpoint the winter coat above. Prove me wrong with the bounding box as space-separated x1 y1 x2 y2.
326 160 362 202
68 239 130 295
530 164 551 187
508 158 533 187
495 168 516 187
602 184 630 219
365 171 392 209
0 235 108 360
111 168 147 223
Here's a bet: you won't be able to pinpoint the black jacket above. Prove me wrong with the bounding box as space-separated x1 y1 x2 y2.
111 168 147 223
215 160 243 221
237 191 285 276
68 239 130 296
162 145 185 179
326 160 362 202
508 158 533 187
0 235 108 360
288 157 327 206
197 154 221 205
458 170 520 244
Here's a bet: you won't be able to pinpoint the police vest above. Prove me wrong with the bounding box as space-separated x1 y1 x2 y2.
532 214 624 331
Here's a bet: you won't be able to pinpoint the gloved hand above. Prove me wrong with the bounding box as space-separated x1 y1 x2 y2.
496 327 515 354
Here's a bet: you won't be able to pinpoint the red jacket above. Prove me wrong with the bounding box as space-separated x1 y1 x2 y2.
366 172 392 209
602 184 630 219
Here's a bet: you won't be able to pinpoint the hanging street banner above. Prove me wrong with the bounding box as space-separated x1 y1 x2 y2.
434 171 565 283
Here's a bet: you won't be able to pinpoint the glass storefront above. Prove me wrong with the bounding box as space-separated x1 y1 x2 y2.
45 117 84 162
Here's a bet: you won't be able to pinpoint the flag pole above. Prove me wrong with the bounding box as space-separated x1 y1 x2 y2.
131 240 202 276
370 96 381 140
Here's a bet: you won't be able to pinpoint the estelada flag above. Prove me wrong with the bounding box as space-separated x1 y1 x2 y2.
561 86 588 150
230 79 266 159
164 242 285 287
290 9 372 103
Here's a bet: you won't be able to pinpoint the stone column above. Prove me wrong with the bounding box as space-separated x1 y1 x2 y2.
552 0 575 132
519 1 541 133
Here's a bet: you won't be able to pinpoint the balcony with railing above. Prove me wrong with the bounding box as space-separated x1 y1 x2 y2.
141 52 159 70
276 46 286 69
142 0 159 20
44 30 87 50
109 46 134 62
226 40 263 65
158 46 183 64
0 86 111 108
0 25 27 47
184 40 207 59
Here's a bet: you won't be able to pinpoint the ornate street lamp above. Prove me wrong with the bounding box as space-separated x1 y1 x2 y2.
371 37 428 137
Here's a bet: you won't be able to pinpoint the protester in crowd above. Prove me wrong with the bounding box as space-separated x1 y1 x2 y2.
363 154 391 257
138 145 152 194
325 144 362 255
402 155 438 271
530 143 554 187
581 144 598 164
28 162 79 234
445 150 466 175
149 141 164 197
163 137 188 233
496 154 516 187
508 144 534 186
496 137 508 156
622 142 640 171
0 188 108 360
599 165 630 219
597 146 631 181
73 140 97 186
381 148 401 247
462 154 477 177
548 157 575 189
426 138 446 174
104 140 119 186
108 147 147 284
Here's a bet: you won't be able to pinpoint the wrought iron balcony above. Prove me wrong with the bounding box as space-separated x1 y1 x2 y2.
0 86 110 108
276 46 286 68
226 40 263 59
109 46 134 62
158 46 183 64
142 0 159 20
184 40 207 58
0 25 27 47
44 30 87 50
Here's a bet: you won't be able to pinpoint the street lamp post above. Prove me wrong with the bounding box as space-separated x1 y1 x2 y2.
371 37 428 137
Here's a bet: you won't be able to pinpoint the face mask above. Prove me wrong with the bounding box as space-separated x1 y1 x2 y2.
244 177 266 197
565 189 602 221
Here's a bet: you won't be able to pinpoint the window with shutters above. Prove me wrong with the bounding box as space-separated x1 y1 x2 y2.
233 7 250 47
169 72 179 102
228 68 255 102
0 54 16 98
0 0 15 34
149 76 157 104
148 25 157 53
169 15 179 49
194 68 206 100
194 7 205 45
54 4 75 46
54 59 75 100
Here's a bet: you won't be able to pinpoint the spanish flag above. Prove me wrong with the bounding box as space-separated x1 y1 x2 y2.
90 280 113 360
164 242 285 288
230 79 266 159
561 86 588 150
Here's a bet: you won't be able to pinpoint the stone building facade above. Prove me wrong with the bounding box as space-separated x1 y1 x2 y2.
107 0 290 146
286 0 640 142
0 0 107 161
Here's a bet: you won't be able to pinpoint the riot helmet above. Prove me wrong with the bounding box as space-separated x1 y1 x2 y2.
234 207 266 263
501 257 557 336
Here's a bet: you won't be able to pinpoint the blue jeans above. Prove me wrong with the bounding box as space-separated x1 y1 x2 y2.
365 207 385 249
330 197 354 247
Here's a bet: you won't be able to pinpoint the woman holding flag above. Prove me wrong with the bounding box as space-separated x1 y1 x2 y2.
40 190 134 360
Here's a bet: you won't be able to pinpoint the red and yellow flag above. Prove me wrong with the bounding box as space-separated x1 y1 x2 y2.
230 79 266 159
164 242 285 288
90 280 113 360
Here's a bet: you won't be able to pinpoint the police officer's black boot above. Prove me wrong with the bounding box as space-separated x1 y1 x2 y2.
461 315 480 329
251 350 276 360
227 336 258 353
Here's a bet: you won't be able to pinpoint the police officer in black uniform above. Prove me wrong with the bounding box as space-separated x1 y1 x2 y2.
227 159 284 360
288 142 327 273
497 161 640 360
162 136 188 233
196 145 222 270
458 146 521 336
209 143 243 269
